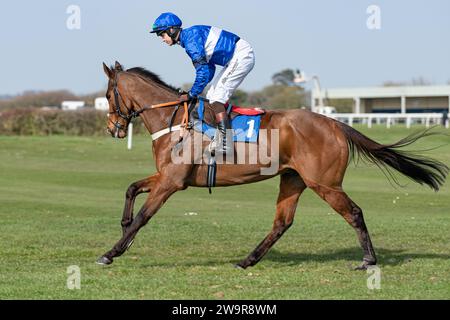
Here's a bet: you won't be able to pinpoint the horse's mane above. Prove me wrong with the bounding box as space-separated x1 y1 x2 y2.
126 67 180 94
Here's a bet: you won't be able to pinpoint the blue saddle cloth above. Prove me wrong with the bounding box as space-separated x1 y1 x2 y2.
193 99 262 143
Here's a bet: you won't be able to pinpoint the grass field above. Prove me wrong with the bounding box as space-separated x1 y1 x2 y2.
0 125 449 299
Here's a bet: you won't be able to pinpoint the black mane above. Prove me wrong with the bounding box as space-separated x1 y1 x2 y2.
126 67 179 93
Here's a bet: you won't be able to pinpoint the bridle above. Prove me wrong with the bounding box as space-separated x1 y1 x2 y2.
108 81 138 134
108 73 191 138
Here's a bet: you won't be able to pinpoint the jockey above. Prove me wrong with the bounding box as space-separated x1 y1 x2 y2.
150 12 255 154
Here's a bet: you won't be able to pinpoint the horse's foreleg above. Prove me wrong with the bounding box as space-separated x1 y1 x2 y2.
121 174 160 235
97 179 180 265
236 171 306 269
310 185 377 270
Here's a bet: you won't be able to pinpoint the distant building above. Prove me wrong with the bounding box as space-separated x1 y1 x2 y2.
312 85 450 113
94 97 109 111
61 100 85 110
312 106 336 115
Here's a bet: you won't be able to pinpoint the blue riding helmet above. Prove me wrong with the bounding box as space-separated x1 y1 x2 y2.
150 12 182 34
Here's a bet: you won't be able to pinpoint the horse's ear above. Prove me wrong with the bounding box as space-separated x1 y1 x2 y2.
103 62 113 79
115 61 123 71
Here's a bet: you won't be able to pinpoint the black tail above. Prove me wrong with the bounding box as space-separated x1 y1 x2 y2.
337 122 449 191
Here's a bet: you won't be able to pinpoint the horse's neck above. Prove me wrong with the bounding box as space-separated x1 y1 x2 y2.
132 82 181 134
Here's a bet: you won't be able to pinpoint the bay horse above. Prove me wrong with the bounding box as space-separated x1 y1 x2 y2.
97 61 448 270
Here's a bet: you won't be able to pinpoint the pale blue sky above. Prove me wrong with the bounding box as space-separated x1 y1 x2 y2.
1 0 449 95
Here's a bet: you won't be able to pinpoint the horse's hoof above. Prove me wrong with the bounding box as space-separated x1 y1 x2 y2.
353 261 376 271
96 256 113 265
354 264 368 271
234 263 247 270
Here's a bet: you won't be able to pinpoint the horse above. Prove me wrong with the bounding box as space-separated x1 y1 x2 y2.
97 61 448 270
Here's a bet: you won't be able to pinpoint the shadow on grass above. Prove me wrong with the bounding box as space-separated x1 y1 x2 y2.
128 246 450 269
264 247 450 267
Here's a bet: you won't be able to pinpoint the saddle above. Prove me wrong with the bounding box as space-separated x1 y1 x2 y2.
181 97 265 193
188 97 265 138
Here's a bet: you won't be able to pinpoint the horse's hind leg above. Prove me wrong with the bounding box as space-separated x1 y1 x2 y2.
121 173 160 235
309 184 377 270
236 171 306 269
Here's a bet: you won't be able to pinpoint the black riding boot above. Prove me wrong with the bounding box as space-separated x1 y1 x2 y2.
215 111 232 154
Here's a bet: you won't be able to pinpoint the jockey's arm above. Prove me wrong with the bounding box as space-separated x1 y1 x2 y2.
189 59 215 98
183 38 215 98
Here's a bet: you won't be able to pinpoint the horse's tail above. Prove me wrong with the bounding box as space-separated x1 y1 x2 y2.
336 122 449 191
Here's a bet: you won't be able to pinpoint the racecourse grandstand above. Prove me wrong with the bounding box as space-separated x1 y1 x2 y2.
313 85 450 114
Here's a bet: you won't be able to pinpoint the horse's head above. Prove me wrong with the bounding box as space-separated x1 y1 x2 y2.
103 61 182 140
103 61 133 139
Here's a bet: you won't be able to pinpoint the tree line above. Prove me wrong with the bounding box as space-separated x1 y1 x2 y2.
0 69 311 111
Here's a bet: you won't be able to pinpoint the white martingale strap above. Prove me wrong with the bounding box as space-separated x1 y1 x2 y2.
151 124 182 141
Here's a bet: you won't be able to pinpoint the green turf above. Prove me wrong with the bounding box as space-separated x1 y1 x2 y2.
0 125 449 299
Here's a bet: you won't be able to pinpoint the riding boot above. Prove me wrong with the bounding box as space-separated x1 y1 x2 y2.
215 110 232 155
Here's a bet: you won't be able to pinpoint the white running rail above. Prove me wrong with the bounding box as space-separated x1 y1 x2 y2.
325 113 449 129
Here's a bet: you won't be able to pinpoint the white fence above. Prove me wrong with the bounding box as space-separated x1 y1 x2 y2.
326 112 449 129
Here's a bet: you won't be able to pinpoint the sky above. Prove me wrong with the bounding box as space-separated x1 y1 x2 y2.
1 0 449 96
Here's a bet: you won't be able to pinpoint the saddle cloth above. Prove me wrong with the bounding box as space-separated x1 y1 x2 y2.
192 99 265 143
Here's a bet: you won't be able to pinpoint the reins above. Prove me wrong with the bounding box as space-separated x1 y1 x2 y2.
144 100 190 137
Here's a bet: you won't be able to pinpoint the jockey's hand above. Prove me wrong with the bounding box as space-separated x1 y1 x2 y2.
178 94 190 103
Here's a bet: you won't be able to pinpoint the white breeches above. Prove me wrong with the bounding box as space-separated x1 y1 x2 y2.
206 39 255 104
